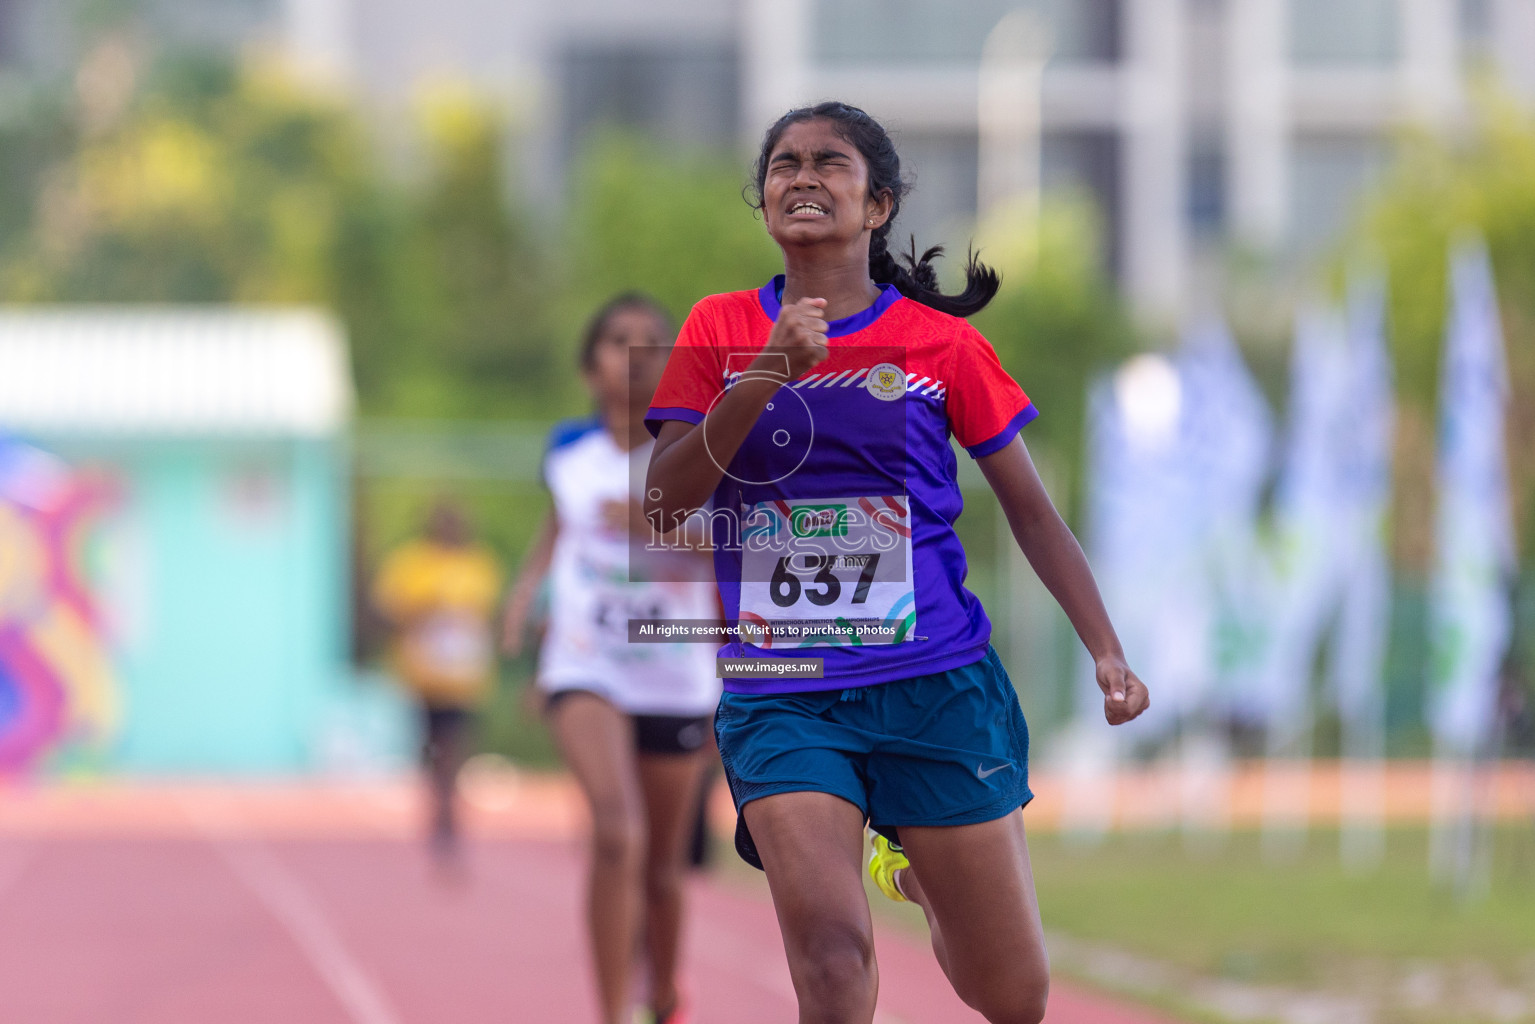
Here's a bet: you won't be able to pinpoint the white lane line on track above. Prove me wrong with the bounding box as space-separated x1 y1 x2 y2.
180 802 401 1024
0 842 34 904
686 910 799 1006
212 839 403 1024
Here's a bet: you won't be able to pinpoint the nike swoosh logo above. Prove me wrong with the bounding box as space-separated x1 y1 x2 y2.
976 762 1013 779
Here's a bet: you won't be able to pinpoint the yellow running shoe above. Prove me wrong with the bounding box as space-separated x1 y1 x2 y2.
867 830 909 903
632 992 690 1024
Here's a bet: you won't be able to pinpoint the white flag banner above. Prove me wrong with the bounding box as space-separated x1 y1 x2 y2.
1063 378 1159 836
1081 321 1274 733
1331 275 1395 735
1081 357 1208 734
1428 239 1516 756
1175 318 1273 841
1177 317 1275 724
1260 305 1354 742
1332 273 1396 869
1252 305 1355 855
1253 284 1392 746
1067 360 1201 836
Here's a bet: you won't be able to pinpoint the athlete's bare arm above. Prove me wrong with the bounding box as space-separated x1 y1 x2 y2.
645 298 829 521
977 436 1150 726
501 510 559 657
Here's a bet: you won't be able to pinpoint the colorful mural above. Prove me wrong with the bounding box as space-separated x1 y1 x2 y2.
0 437 118 773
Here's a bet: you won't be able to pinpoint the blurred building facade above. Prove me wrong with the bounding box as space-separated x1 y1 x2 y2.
350 0 1519 319
3 0 1532 309
298 0 1530 320
737 0 1535 319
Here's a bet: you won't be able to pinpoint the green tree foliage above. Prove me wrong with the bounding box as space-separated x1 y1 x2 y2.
3 53 364 303
0 81 75 249
0 47 553 419
562 131 782 334
970 197 1137 517
371 87 554 417
1339 87 1535 568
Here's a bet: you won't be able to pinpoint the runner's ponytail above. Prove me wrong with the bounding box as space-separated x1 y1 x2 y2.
869 233 1000 320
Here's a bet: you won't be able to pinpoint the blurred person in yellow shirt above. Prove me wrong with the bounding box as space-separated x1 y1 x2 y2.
373 500 502 868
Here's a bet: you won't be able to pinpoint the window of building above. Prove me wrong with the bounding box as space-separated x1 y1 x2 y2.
1288 134 1390 251
143 0 281 52
813 0 1120 65
1041 129 1121 275
1458 0 1494 63
1288 0 1399 65
892 129 1120 278
559 42 739 160
887 130 979 256
0 0 18 62
1186 139 1225 237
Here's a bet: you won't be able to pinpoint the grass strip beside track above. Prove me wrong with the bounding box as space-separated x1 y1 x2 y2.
1027 826 1535 983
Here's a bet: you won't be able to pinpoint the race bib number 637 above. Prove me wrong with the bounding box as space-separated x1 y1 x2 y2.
737 495 917 647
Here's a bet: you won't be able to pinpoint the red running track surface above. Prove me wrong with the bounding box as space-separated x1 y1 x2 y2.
0 833 1183 1024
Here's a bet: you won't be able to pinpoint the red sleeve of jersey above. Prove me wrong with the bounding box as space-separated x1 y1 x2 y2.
646 301 724 438
946 325 1038 457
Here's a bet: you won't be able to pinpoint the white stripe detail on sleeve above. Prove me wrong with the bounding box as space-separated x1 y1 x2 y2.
812 369 856 388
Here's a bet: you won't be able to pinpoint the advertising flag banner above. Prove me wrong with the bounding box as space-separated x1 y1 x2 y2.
1331 275 1394 737
1333 274 1395 868
1428 240 1515 756
1177 318 1274 722
1261 306 1354 743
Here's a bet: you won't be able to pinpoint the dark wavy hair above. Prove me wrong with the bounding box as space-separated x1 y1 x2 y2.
579 292 674 370
749 101 1000 318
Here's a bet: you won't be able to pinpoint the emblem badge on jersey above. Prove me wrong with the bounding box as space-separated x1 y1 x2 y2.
865 362 906 401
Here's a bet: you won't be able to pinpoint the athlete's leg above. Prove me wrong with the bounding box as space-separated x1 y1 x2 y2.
687 729 722 869
895 811 1049 1024
548 692 646 1024
635 748 710 1018
422 705 471 855
743 792 878 1024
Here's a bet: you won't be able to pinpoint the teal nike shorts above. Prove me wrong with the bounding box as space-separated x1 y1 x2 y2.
715 645 1033 870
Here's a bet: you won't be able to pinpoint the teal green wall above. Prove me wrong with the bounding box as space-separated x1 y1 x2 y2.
43 435 394 775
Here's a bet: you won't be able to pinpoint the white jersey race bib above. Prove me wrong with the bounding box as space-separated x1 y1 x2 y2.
738 495 916 648
588 583 665 640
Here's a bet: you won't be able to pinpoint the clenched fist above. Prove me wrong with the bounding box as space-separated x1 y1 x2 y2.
1095 654 1150 726
752 297 829 382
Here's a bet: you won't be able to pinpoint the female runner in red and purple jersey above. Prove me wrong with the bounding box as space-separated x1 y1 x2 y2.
645 101 1150 1024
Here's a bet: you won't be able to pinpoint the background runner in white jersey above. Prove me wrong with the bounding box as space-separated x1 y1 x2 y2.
539 421 719 716
502 293 720 1024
